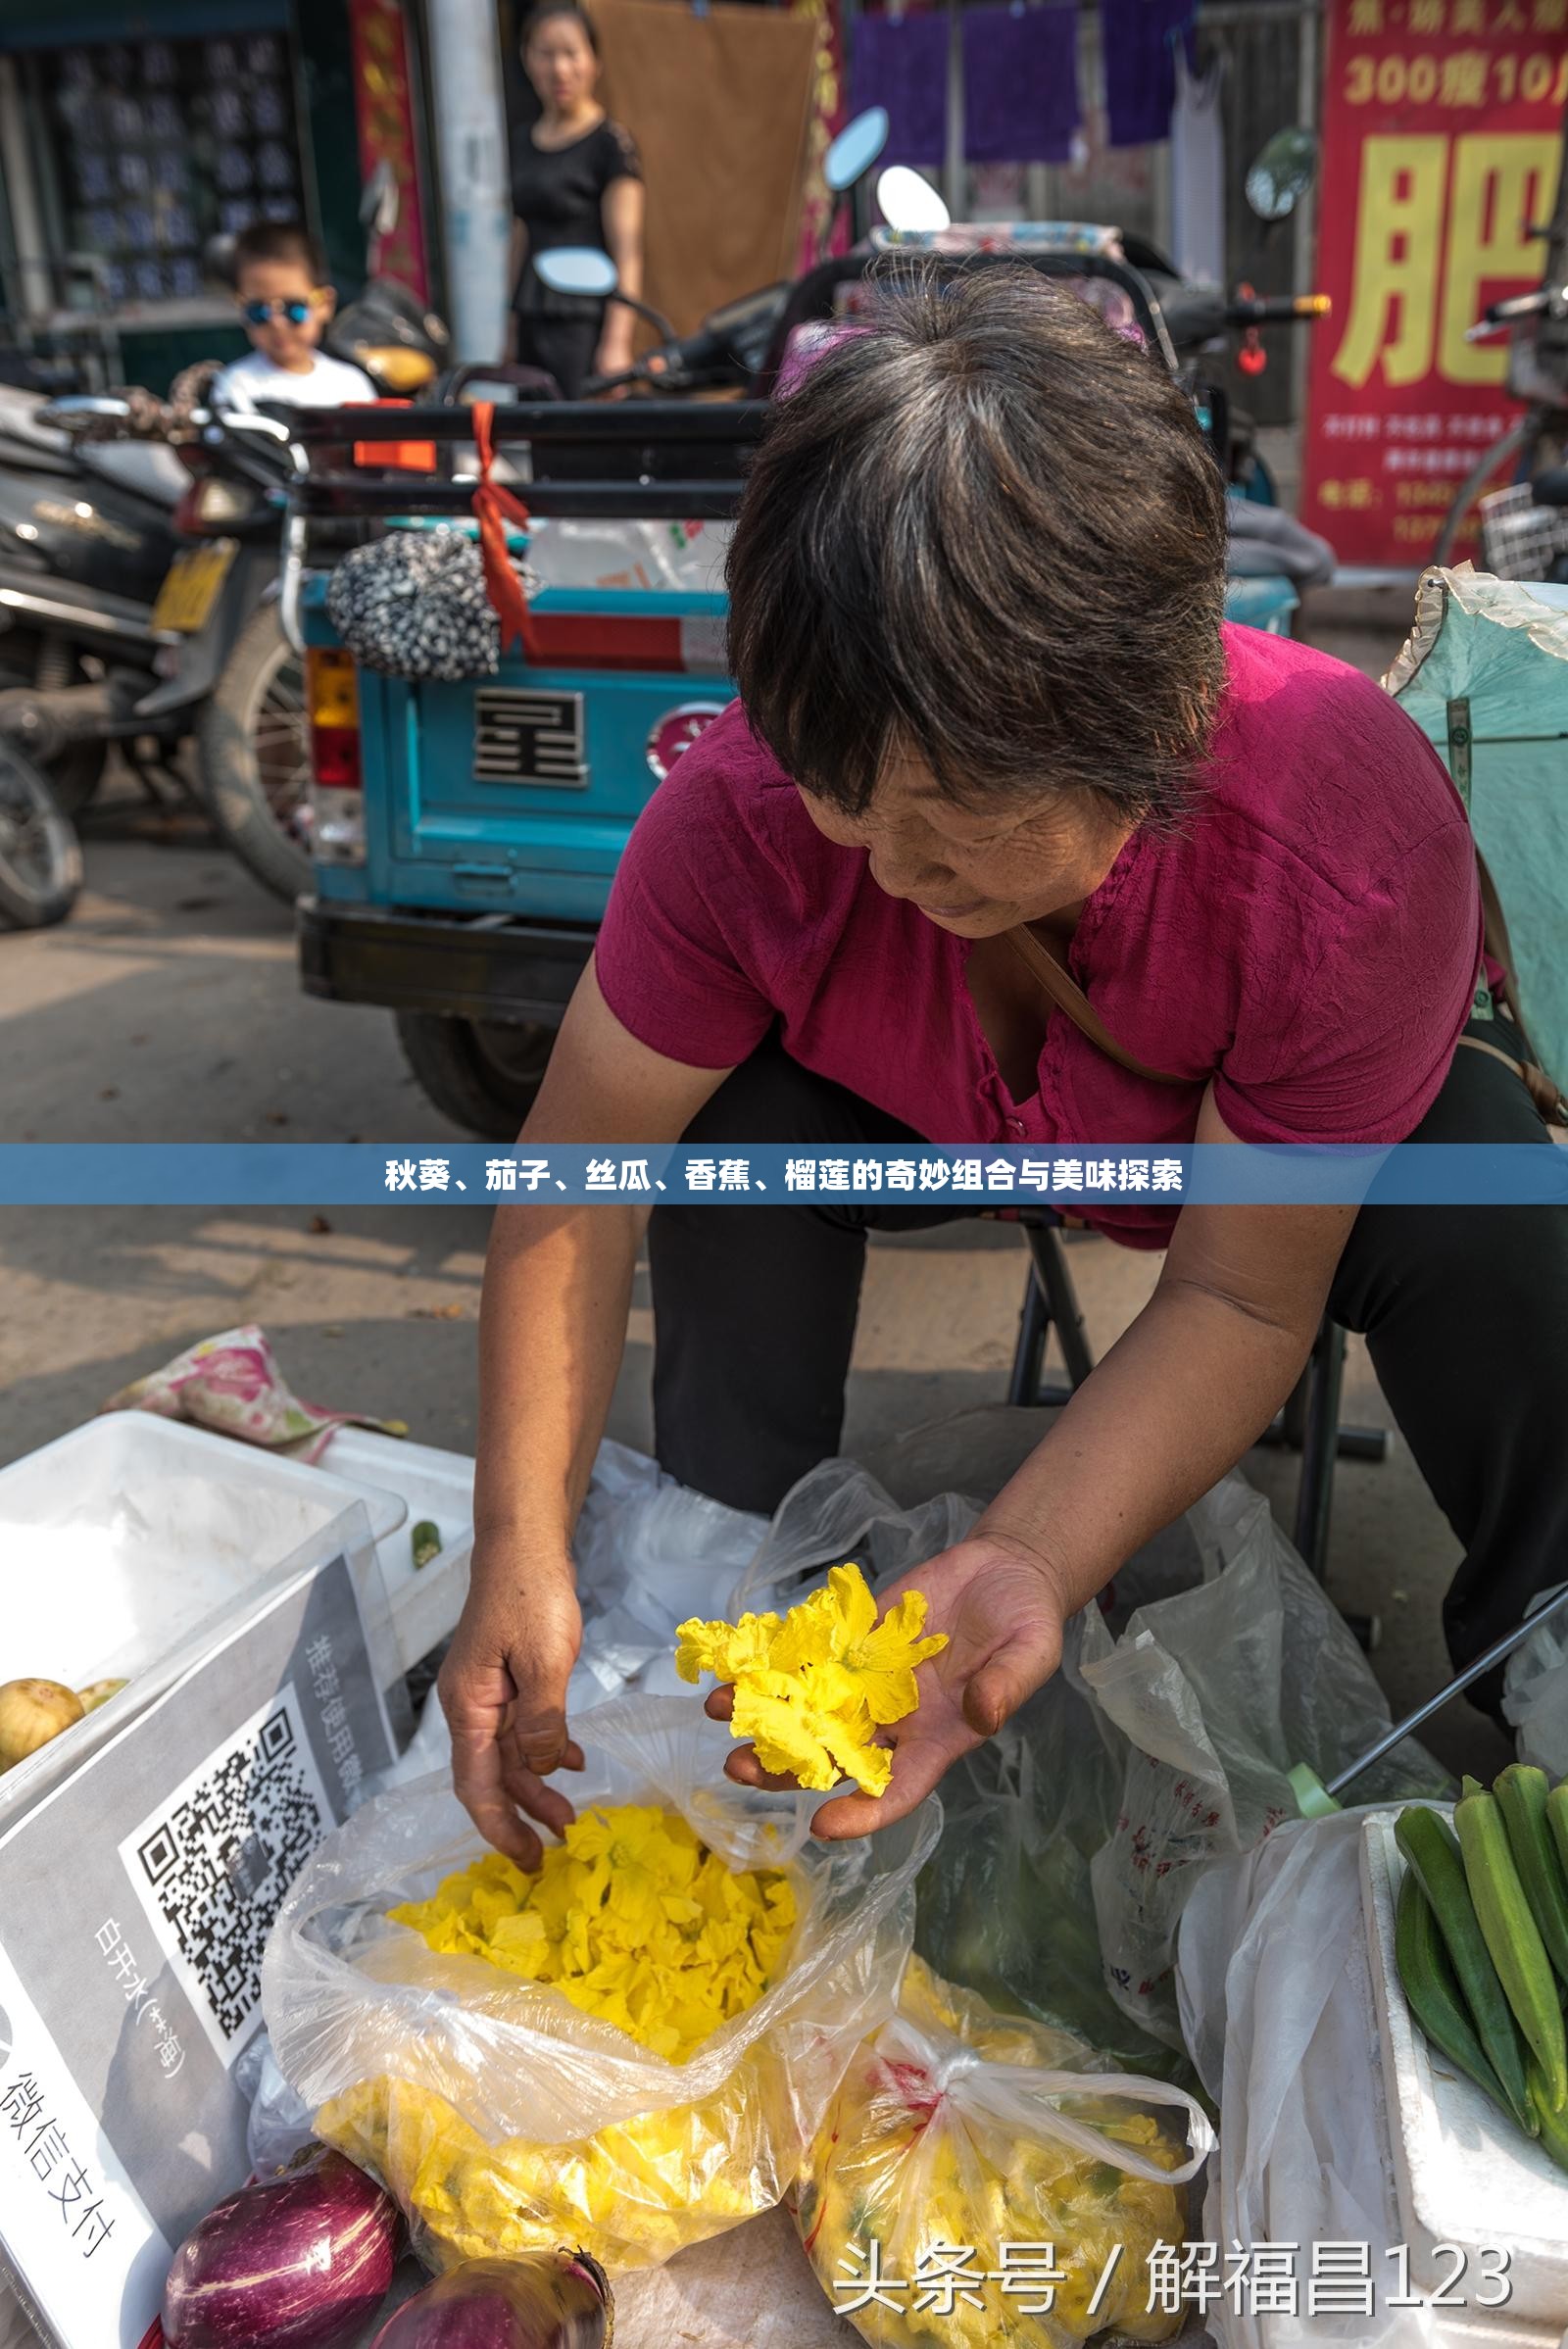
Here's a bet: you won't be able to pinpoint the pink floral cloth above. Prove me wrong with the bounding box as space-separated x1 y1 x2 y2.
102 1325 405 1465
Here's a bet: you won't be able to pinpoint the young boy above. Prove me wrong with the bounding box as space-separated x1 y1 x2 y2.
211 221 377 412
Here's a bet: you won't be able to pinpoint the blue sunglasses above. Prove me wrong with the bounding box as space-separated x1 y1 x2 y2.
242 296 316 327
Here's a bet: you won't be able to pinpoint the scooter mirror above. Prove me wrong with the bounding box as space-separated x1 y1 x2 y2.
535 247 619 299
875 165 953 236
1245 126 1318 221
824 107 889 195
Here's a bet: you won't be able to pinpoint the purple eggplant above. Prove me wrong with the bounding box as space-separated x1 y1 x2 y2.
368 2253 613 2349
162 2143 402 2348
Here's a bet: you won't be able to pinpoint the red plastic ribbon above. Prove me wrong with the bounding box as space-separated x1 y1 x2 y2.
470 401 535 655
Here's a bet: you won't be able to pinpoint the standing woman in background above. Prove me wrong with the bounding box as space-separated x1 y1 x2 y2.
510 2 646 396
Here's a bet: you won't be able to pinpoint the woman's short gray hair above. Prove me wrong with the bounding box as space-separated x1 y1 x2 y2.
726 264 1230 830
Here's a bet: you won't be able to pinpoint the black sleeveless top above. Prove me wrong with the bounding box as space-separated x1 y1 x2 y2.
511 118 642 319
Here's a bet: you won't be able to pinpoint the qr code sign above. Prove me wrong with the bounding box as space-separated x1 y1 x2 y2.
117 1686 333 2063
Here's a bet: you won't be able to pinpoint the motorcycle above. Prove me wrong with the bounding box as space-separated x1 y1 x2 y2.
537 132 1335 588
24 276 449 906
0 381 186 822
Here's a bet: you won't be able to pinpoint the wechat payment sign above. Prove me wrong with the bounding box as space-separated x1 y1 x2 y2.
0 1941 170 2349
118 1686 335 2069
0 1542 393 2349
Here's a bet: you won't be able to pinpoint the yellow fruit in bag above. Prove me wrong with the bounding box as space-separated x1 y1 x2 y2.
793 1960 1190 2349
675 1563 947 1795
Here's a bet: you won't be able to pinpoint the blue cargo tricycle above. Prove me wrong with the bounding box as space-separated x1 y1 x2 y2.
291 251 1306 1135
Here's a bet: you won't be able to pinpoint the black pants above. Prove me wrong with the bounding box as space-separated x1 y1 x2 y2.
649 1023 1568 1703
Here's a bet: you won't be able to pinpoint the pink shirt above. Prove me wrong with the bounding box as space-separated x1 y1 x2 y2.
596 626 1482 1247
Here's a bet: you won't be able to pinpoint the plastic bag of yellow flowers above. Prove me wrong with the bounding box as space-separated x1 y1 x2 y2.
793 1957 1215 2349
262 1694 940 2275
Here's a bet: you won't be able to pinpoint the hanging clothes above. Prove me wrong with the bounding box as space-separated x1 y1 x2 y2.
595 0 818 339
1099 0 1196 149
961 4 1080 167
1170 44 1226 284
849 9 950 167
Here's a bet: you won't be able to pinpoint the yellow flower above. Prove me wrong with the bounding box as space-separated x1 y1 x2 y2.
792 1962 1189 2349
673 1562 946 1797
389 1805 797 2065
673 1607 782 1687
771 1566 948 1722
730 1683 893 1796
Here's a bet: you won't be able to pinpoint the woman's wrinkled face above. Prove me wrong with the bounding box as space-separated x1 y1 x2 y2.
798 754 1133 937
526 21 599 111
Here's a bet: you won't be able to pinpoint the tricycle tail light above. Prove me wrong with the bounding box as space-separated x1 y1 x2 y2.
307 647 365 861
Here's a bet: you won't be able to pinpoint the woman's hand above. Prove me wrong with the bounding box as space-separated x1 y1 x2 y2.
439 1542 586 1869
709 1531 1072 1839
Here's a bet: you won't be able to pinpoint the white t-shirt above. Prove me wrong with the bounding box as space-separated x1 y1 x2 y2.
210 348 377 413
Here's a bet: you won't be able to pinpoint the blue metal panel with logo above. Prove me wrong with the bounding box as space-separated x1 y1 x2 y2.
305 576 733 921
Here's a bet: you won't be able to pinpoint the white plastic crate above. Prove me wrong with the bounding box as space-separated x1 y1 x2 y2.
1361 1811 1568 2342
0 1416 406 1687
0 1418 406 1809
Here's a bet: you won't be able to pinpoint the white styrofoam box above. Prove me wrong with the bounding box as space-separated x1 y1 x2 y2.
0 1417 407 1813
1361 1812 1568 2338
0 1416 404 1692
315 1426 474 1674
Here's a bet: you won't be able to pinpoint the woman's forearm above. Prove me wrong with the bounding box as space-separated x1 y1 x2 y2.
977 1274 1317 1619
472 1200 642 1570
601 180 645 307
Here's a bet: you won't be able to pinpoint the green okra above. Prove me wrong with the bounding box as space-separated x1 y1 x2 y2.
1455 1775 1568 2113
1395 1803 1536 2136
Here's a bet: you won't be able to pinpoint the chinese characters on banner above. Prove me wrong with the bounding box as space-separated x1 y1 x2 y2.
348 0 430 303
793 0 847 275
1300 0 1566 567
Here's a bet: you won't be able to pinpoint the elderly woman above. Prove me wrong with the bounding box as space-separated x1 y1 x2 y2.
442 269 1568 1865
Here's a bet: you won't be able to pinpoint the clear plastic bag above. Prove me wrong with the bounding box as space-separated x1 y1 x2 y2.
1502 1581 1568 1776
730 1454 981 1612
261 1694 940 2274
1068 1474 1447 2050
918 1471 1446 2065
1175 1813 1434 2349
567 1439 769 1709
914 1657 1180 2082
794 1958 1214 2349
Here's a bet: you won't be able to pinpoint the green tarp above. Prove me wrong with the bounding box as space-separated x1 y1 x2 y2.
1389 568 1568 1095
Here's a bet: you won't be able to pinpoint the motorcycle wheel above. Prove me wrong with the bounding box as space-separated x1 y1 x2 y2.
196 602 313 904
0 744 83 928
395 1012 556 1139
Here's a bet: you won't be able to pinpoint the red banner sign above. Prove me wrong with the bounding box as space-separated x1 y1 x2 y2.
349 0 431 304
1300 0 1566 568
